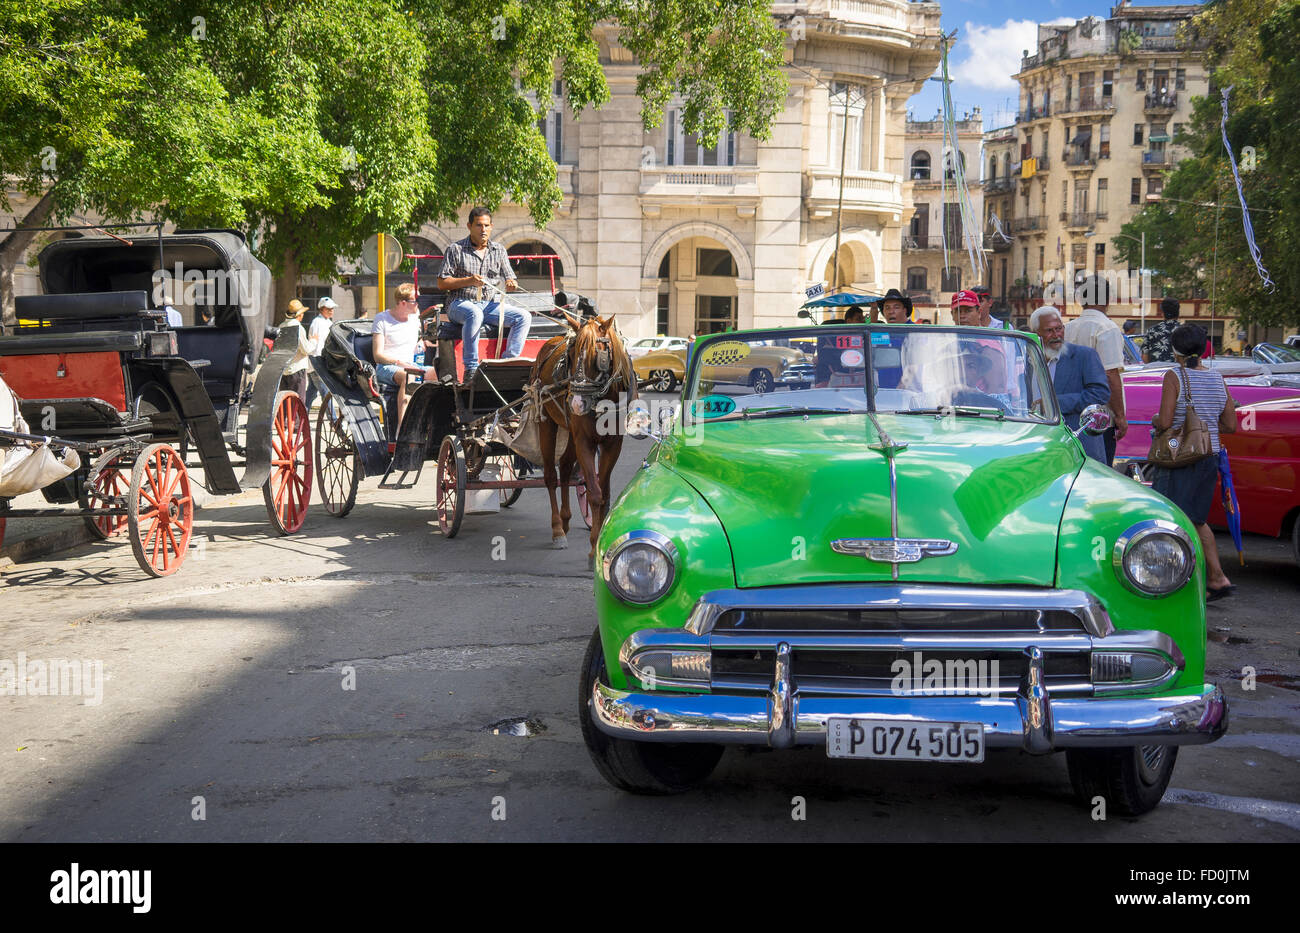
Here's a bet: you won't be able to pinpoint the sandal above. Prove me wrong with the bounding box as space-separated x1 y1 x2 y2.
1207 585 1237 602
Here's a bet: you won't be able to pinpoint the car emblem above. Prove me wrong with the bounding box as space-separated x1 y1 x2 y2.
832 538 959 563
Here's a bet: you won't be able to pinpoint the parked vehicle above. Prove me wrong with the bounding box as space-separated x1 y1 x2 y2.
0 231 310 576
633 348 687 392
1251 342 1300 365
581 323 1226 814
627 336 688 359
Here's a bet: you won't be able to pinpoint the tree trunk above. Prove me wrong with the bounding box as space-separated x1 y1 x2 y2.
274 247 301 324
0 190 57 327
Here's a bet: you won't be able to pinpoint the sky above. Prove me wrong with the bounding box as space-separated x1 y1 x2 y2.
905 1 1205 131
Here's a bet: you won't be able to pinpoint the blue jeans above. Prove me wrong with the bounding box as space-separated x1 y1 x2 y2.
446 298 531 370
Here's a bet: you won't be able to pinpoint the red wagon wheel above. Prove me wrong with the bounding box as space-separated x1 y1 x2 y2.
436 435 466 538
315 394 360 517
127 443 193 577
495 454 523 508
79 461 130 539
263 392 313 535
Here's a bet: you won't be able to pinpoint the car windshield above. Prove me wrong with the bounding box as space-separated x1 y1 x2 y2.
686 326 1059 422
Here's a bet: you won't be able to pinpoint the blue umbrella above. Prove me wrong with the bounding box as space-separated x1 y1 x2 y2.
1217 448 1244 565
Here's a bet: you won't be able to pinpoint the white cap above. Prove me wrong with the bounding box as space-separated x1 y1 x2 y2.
317 296 337 309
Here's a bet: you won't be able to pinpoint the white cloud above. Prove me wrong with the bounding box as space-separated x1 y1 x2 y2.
947 18 1076 91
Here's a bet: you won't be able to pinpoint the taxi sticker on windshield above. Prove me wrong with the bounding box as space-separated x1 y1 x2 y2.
870 332 891 345
692 395 736 418
840 348 864 368
699 341 751 366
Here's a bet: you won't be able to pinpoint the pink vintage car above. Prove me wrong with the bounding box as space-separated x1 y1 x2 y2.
1117 361 1300 565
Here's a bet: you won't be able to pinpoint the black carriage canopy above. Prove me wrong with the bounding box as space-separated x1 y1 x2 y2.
36 231 273 342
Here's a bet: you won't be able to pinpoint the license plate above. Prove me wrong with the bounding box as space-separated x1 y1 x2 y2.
826 718 985 763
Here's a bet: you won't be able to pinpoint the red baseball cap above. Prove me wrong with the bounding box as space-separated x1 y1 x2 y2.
951 289 980 309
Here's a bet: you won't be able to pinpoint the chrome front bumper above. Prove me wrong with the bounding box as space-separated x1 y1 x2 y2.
591 678 1228 751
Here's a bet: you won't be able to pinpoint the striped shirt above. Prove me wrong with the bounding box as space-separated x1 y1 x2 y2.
1170 365 1229 453
438 236 517 305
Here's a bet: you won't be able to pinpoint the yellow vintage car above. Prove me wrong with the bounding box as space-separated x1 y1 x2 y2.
633 348 687 392
694 339 805 393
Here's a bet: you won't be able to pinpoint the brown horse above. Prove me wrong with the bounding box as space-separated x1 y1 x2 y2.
530 313 635 567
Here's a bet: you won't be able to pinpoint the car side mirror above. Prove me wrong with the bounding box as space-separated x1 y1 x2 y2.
1076 403 1111 437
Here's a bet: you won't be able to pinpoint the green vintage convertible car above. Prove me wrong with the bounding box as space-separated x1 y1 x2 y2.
579 324 1227 815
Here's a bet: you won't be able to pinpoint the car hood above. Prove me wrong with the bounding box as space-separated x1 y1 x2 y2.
660 413 1082 588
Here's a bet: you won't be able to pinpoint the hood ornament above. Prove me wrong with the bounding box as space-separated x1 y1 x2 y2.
832 538 959 563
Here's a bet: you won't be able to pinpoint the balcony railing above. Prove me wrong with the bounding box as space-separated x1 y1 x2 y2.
984 230 1013 252
1008 284 1045 300
1144 93 1178 111
639 164 760 202
1060 98 1115 115
1009 215 1045 233
1139 36 1182 51
1142 150 1168 165
1061 211 1098 228
806 168 904 213
1016 105 1051 122
1065 150 1097 168
984 177 1016 193
902 235 946 251
824 0 908 31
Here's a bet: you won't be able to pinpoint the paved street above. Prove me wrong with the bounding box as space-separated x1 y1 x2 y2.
2 400 1298 842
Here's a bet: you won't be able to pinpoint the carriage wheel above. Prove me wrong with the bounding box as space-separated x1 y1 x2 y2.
79 462 130 539
436 435 466 538
315 394 360 518
127 444 193 577
262 392 313 535
495 454 523 508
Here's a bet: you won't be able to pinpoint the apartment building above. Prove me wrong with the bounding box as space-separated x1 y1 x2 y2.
901 111 984 324
1006 1 1210 334
982 123 1019 318
368 1 944 337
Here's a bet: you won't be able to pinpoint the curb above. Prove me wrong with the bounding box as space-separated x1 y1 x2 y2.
0 521 96 566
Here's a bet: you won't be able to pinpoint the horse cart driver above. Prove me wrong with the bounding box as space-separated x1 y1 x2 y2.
436 207 532 384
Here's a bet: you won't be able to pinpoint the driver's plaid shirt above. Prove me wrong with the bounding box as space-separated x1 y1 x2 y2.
439 236 517 305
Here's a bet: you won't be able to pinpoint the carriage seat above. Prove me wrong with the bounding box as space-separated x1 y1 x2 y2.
174 326 245 400
15 290 153 322
0 331 144 355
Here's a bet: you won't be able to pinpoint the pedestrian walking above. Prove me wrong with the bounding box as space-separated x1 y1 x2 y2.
1143 297 1181 364
1148 324 1238 600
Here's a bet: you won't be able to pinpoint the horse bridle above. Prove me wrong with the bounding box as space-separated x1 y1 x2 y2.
567 327 618 403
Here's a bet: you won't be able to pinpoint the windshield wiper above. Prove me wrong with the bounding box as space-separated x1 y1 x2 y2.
892 406 1007 420
711 406 859 422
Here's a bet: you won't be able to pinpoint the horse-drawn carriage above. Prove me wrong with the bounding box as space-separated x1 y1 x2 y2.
0 230 312 576
310 288 599 537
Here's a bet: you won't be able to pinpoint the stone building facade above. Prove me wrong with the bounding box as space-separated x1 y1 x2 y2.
1004 2 1213 335
373 1 943 337
901 111 984 324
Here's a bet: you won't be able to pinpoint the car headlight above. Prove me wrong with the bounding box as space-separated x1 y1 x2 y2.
602 530 678 604
1112 520 1195 596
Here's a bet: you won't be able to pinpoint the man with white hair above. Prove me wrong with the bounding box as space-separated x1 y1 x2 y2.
1031 305 1110 463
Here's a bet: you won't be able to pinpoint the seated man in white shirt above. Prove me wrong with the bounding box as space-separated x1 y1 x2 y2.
373 283 435 430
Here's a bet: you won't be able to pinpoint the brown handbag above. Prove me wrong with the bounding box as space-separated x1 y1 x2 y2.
1148 364 1213 468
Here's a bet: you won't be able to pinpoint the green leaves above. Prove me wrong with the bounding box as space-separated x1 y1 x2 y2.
1124 0 1300 329
2 0 787 296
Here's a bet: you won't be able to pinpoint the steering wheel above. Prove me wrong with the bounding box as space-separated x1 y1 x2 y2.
952 389 1009 413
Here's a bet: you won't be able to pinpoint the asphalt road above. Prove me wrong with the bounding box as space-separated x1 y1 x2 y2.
2 397 1298 842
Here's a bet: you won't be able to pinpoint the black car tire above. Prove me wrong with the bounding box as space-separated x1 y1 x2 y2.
1065 745 1178 816
749 368 774 394
1291 514 1300 569
578 628 723 795
648 370 675 392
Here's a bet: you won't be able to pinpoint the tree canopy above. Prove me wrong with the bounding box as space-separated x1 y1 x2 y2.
1 0 790 318
1117 0 1300 330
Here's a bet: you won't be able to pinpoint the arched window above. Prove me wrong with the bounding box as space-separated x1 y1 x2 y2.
507 240 564 279
910 151 931 181
990 156 997 181
944 149 967 181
